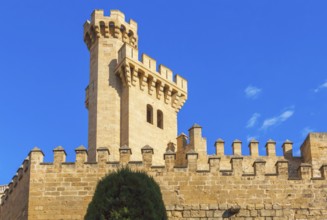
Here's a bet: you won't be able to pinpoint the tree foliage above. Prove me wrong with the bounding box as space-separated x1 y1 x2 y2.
85 168 167 220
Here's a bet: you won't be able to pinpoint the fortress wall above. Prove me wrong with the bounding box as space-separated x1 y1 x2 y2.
26 146 145 219
1 133 326 219
26 161 327 219
1 133 327 219
155 170 327 219
27 160 107 219
0 157 30 220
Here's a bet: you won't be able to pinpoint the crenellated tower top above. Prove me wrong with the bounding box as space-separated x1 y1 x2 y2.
83 9 188 164
115 43 188 112
83 10 138 50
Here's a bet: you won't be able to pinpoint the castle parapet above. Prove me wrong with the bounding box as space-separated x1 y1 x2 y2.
275 160 289 179
29 147 44 166
2 132 327 206
159 65 173 82
208 156 220 173
298 163 312 180
142 145 154 169
0 185 7 204
301 133 327 177
0 186 7 194
249 139 259 157
253 159 266 177
53 146 66 169
2 134 327 207
1 156 29 206
173 125 327 180
164 150 176 172
215 139 225 156
282 140 293 158
116 43 187 112
231 156 243 176
320 164 327 179
232 140 242 155
84 10 138 50
266 139 276 156
186 150 198 172
119 145 132 166
142 54 157 72
75 145 88 168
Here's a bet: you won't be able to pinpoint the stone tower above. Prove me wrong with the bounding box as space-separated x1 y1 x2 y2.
83 10 188 164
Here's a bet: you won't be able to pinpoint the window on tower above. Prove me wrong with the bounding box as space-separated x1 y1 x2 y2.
157 110 163 129
146 104 153 124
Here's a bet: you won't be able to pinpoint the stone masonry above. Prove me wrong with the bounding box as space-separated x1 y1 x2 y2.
1 9 327 220
0 186 8 206
84 10 187 164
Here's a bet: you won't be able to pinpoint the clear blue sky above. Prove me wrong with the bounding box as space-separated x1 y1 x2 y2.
0 1 326 184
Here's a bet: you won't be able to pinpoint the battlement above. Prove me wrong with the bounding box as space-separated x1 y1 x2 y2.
1 131 327 219
0 186 7 194
83 9 138 50
0 186 7 204
178 126 327 179
301 133 327 177
2 130 327 207
115 43 188 112
0 156 29 205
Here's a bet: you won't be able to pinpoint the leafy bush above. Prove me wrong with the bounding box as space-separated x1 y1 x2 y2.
85 168 167 220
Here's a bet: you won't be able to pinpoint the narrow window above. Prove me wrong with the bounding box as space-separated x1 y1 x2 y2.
146 105 153 124
157 110 163 129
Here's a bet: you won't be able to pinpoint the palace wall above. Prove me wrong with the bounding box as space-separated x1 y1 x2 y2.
0 158 30 220
1 131 327 219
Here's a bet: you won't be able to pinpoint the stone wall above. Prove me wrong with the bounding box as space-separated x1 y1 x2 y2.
84 10 188 165
0 157 30 220
1 132 327 219
160 171 327 219
0 185 7 204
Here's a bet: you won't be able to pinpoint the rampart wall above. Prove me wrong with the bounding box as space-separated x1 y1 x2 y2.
0 157 30 219
0 185 7 204
1 131 327 219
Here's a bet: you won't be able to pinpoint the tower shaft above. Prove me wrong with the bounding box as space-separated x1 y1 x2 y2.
84 10 187 164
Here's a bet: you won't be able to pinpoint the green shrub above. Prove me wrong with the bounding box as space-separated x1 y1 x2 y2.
85 168 167 220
